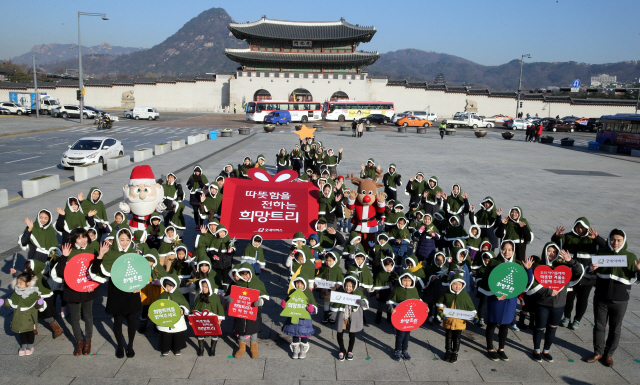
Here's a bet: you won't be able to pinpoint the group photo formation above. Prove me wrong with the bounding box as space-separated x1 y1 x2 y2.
1 1 640 384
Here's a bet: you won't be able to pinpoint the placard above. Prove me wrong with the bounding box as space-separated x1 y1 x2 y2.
64 253 100 292
594 255 628 267
228 285 259 321
391 299 428 331
220 169 319 239
443 307 476 321
149 299 182 327
330 291 361 306
488 262 528 299
315 279 336 289
280 289 311 324
110 253 152 292
188 310 222 336
534 265 571 290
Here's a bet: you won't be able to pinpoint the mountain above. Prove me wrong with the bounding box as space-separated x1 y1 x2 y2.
11 42 145 65
368 49 640 89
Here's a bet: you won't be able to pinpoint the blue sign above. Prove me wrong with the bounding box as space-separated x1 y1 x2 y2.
572 79 581 88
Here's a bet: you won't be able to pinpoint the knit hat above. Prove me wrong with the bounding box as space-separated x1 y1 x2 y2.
129 165 155 186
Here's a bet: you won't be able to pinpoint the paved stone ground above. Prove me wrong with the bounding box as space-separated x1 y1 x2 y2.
1 127 640 385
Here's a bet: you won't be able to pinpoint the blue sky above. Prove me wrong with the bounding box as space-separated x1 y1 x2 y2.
2 0 639 66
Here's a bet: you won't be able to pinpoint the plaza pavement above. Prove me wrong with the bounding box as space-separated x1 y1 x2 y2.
1 126 640 385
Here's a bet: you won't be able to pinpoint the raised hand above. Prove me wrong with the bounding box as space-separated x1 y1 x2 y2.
200 193 206 203
56 207 65 215
588 227 598 239
327 227 336 235
361 164 365 171
470 204 475 212
349 190 358 201
62 243 72 257
555 226 565 237
376 191 386 202
502 217 509 224
77 192 84 201
523 256 535 270
559 249 572 262
88 210 98 217
461 192 468 199
436 192 441 199
409 177 414 182
497 207 503 216
98 241 110 259
339 148 343 153
518 220 526 227
442 192 447 199
24 217 33 232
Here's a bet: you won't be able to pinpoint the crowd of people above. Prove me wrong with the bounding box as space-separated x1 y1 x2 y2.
4 135 638 369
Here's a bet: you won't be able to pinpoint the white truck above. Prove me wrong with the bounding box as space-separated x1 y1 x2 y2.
445 113 494 128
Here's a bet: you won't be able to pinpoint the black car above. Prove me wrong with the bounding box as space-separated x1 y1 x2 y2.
363 114 389 124
84 106 106 115
582 118 600 132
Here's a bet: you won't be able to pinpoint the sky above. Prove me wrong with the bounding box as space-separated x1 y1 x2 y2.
1 0 639 66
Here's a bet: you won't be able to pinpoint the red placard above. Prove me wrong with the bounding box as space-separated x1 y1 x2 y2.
391 299 429 331
534 265 572 290
64 253 101 292
229 285 260 321
220 169 319 239
188 311 222 336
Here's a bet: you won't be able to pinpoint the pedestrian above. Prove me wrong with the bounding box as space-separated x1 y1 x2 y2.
357 119 365 137
1 271 45 356
536 123 543 143
351 118 357 137
439 121 446 139
525 124 533 142
330 273 368 361
586 229 639 367
234 104 237 114
282 275 318 359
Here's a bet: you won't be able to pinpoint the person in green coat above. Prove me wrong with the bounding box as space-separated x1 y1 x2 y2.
55 197 97 244
254 154 267 171
1 272 45 356
237 156 254 179
19 209 59 263
240 234 266 273
373 256 397 324
80 187 109 239
281 275 318 359
199 184 222 223
287 248 316 286
360 158 378 179
347 251 374 292
187 165 208 228
106 211 130 243
321 148 343 176
437 272 477 363
315 251 344 323
329 273 369 361
276 148 291 173
421 176 444 217
383 163 402 202
193 278 225 356
388 269 424 361
405 172 426 207
194 218 219 260
156 274 191 356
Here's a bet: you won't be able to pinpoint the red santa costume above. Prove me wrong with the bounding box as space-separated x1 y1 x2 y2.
347 196 386 233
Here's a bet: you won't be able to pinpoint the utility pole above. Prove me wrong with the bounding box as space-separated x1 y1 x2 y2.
77 12 108 124
515 54 531 119
32 55 39 119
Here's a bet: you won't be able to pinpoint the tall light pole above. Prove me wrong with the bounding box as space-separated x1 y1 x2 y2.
77 12 108 124
32 55 39 119
515 54 531 120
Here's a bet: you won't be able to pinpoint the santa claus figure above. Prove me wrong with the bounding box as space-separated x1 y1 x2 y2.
346 166 386 251
119 165 165 231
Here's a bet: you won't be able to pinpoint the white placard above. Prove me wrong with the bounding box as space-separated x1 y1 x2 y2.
330 291 361 306
594 255 628 267
443 307 476 321
315 279 336 289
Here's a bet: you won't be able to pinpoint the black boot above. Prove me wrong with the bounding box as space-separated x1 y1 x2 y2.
209 339 217 356
137 318 147 334
444 331 452 362
517 312 527 330
322 309 330 324
387 312 392 324
375 311 382 324
197 339 205 356
450 335 460 363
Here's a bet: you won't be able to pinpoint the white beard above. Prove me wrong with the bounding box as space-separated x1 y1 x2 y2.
125 185 164 217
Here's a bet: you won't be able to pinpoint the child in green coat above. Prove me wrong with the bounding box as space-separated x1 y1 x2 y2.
241 234 266 274
192 278 225 356
1 272 45 356
388 270 424 361
157 274 191 356
315 251 344 323
437 273 477 363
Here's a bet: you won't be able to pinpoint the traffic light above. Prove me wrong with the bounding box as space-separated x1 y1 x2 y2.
76 90 82 100
519 102 523 108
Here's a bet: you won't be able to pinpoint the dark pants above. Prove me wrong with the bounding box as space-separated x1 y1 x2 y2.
384 188 397 202
477 294 487 320
593 298 628 356
191 205 202 227
534 305 563 351
113 314 137 348
446 329 462 353
159 331 186 353
68 300 93 341
337 332 356 353
486 322 509 350
215 267 231 287
394 329 410 351
20 331 35 345
564 284 593 322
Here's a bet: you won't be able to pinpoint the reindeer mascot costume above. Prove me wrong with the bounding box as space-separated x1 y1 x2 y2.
346 166 387 251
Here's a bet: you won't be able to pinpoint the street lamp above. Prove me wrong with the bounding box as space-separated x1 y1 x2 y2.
77 12 108 124
515 54 531 120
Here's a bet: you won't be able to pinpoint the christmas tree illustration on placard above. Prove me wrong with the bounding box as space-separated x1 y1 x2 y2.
280 289 310 324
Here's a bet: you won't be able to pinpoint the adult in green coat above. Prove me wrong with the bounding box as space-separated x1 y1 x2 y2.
80 187 109 239
19 209 59 262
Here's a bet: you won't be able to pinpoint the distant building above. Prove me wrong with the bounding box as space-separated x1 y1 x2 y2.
0 68 13 82
591 74 617 87
434 73 446 85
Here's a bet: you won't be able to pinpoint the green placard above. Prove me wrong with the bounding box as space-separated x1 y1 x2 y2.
488 262 528 299
111 253 151 293
280 289 311 324
149 299 182 327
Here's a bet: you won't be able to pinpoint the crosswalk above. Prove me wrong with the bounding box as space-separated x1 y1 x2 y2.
60 125 294 135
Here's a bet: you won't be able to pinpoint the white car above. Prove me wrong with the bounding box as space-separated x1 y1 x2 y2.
1 101 30 115
507 119 531 130
391 112 409 123
61 137 124 169
52 105 96 119
124 106 159 120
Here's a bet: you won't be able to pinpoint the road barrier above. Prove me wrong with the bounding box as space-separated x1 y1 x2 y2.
22 175 60 199
133 148 153 162
0 189 7 208
107 156 130 171
74 163 103 182
154 143 172 155
172 139 185 150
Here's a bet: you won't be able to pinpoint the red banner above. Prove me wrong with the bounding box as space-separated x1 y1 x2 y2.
228 285 260 321
64 253 101 293
188 311 222 336
534 265 571 290
391 299 429 331
614 133 640 149
220 169 319 239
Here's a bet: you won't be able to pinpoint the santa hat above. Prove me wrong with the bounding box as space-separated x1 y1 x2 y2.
130 165 156 186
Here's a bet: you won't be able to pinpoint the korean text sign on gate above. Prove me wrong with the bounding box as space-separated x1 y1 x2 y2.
220 169 319 239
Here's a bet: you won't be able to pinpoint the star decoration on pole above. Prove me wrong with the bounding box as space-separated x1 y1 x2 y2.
294 125 316 140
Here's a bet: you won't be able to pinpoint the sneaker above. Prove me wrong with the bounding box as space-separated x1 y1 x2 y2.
542 352 554 362
427 316 434 325
509 323 520 332
532 351 542 362
174 350 181 356
402 351 411 361
497 350 509 361
162 352 170 357
478 318 486 327
560 317 570 327
487 350 500 361
338 352 345 361
25 347 34 356
347 352 354 361
18 348 26 357
392 350 402 361
570 320 580 330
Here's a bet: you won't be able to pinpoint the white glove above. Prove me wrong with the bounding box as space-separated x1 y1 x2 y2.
156 202 167 212
119 202 131 214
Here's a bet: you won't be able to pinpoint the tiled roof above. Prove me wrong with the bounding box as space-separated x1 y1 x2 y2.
228 17 376 42
224 49 379 67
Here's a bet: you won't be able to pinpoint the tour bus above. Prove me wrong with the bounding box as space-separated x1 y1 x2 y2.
596 114 640 151
322 101 395 122
245 101 322 123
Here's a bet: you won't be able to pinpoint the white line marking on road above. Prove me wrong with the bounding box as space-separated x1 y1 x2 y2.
0 150 21 154
6 155 40 163
18 165 56 175
134 142 150 147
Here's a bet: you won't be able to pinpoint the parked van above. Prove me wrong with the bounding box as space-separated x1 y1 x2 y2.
265 110 291 125
403 110 438 121
125 106 159 120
